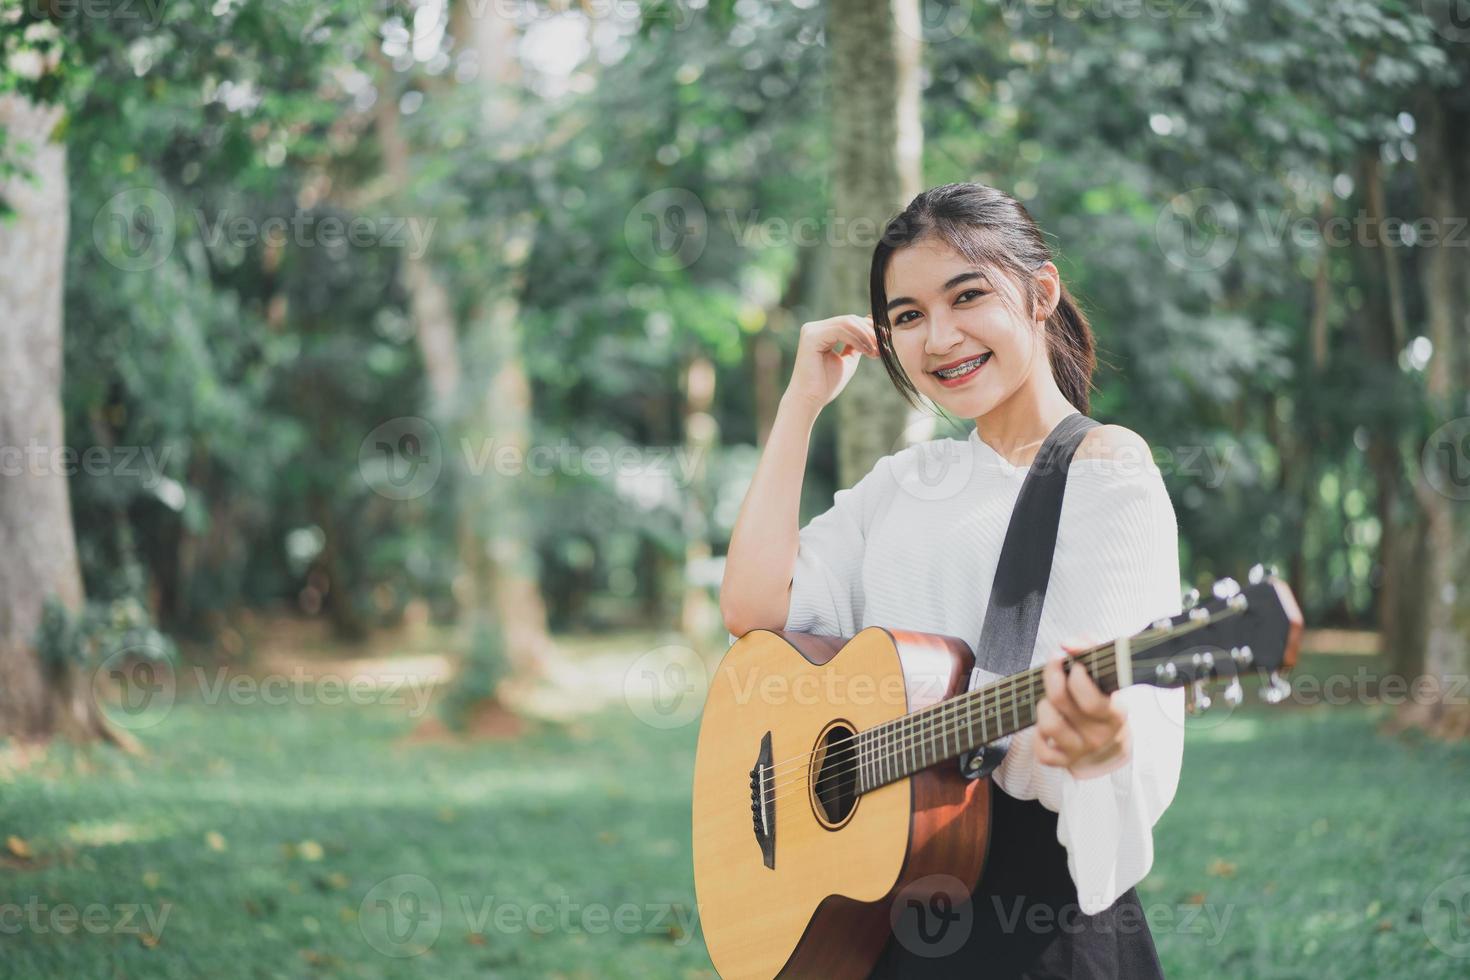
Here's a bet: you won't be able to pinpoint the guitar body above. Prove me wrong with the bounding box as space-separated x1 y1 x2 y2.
692 626 992 980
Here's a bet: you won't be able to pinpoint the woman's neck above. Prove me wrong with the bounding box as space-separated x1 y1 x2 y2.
971 375 1079 467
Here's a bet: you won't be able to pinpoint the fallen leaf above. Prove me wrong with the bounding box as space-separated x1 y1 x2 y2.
6 835 31 859
298 840 324 862
205 831 227 852
1206 859 1237 878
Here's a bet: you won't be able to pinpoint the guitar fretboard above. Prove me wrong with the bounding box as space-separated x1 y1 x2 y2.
852 642 1123 794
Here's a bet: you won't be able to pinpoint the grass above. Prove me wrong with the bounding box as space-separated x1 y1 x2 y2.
2 649 1469 978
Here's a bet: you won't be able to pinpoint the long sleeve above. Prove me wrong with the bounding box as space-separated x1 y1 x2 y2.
780 452 900 637
992 462 1186 914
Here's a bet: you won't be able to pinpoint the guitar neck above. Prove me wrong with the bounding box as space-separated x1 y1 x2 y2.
852 641 1129 795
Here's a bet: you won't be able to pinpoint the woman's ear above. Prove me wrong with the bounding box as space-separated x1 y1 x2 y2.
1033 261 1061 322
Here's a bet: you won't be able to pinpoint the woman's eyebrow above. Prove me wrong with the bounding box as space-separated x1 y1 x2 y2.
885 271 990 312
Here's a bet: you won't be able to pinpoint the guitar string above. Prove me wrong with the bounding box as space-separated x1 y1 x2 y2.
755 654 1125 813
758 655 1123 811
757 608 1240 809
749 605 1231 792
756 610 1238 812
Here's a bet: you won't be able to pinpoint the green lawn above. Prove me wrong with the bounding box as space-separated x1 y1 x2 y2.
3 653 1469 978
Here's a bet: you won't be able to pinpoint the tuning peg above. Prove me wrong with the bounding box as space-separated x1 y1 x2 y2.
1258 669 1292 705
1212 577 1241 600
1187 679 1213 714
1248 563 1265 585
1223 676 1244 706
1181 586 1201 609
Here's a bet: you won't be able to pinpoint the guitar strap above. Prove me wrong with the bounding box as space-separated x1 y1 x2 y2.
959 410 1100 780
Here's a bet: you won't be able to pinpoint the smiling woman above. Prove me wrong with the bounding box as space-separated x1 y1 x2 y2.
719 181 1187 979
870 182 1098 467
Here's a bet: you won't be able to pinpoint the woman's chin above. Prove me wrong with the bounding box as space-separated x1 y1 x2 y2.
927 382 995 415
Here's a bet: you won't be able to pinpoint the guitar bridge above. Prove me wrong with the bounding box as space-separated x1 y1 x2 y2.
748 731 775 869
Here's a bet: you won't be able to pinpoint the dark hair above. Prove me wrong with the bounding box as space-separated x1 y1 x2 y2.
868 182 1096 416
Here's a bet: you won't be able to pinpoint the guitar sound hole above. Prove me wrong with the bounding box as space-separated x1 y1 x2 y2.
812 723 858 828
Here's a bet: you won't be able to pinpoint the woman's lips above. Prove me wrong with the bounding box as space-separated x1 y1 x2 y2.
931 352 991 387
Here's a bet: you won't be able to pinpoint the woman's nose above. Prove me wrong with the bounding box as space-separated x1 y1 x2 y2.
924 312 965 355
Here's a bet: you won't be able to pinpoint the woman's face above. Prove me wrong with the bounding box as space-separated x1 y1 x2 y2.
883 237 1059 416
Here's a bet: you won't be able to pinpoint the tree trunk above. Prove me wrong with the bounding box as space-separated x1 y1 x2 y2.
828 0 924 487
1398 84 1470 736
370 5 556 720
452 0 555 693
680 353 719 643
0 94 109 741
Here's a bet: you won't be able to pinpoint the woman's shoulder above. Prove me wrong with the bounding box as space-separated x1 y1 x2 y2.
1066 424 1173 510
1073 423 1153 466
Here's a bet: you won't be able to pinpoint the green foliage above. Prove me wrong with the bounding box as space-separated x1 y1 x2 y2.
32 595 178 670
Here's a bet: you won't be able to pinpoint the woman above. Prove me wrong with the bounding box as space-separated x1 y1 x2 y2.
720 182 1186 977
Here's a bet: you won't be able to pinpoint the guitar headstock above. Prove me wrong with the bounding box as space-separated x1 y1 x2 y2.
1125 565 1303 710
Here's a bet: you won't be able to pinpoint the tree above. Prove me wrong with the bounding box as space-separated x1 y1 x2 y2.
0 91 108 740
828 0 925 486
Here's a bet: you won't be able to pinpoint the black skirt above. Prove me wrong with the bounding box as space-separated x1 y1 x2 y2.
866 783 1166 979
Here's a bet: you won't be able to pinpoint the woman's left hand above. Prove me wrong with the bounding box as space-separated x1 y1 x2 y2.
1035 641 1131 779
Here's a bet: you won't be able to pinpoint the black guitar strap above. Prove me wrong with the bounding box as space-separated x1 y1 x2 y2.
959 411 1100 780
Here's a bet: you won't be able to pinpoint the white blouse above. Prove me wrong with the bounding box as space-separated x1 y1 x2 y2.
734 424 1186 914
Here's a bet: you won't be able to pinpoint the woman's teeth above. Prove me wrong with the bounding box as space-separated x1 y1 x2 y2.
934 352 991 380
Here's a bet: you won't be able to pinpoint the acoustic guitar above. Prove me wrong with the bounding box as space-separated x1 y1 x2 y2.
691 569 1302 979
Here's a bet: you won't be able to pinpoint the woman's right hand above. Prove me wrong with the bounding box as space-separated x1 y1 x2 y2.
784 314 881 412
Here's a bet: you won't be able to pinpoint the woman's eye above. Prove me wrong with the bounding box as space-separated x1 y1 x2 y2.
894 310 918 326
957 288 987 303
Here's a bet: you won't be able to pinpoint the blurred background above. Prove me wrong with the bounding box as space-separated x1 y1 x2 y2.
1 0 1469 976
